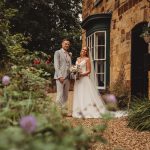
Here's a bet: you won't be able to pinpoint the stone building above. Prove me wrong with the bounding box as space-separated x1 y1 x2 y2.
81 0 150 99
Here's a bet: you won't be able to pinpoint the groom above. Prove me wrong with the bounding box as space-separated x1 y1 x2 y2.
54 39 72 108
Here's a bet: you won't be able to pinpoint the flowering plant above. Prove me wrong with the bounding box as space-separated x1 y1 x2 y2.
140 26 150 44
19 115 37 134
102 94 118 111
33 58 41 65
140 26 150 37
2 75 10 86
70 65 81 80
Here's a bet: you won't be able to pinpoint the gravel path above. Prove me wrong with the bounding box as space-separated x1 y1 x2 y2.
49 92 150 150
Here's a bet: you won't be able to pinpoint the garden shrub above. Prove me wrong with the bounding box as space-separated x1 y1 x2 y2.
128 97 150 131
0 71 110 149
111 63 130 109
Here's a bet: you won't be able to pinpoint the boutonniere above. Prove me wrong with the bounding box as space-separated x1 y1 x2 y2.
68 52 72 57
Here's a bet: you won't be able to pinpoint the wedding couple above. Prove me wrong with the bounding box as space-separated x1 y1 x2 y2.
54 38 107 118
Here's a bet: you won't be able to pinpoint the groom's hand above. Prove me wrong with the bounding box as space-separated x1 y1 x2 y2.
59 77 64 83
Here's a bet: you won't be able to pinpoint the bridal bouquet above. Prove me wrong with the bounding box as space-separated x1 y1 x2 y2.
70 65 81 80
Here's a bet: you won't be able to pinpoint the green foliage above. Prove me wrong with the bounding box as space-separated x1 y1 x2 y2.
0 0 15 64
32 51 54 79
106 103 118 111
0 62 109 149
0 66 49 128
0 1 109 149
140 25 150 37
0 92 109 149
128 97 150 131
111 63 130 109
10 66 47 92
0 0 30 71
5 0 82 54
0 118 90 150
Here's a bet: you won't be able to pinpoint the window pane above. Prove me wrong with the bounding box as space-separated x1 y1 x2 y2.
86 30 107 89
95 61 105 73
95 32 105 45
92 34 94 48
90 36 92 48
97 74 104 86
91 48 94 59
87 37 89 47
95 46 105 59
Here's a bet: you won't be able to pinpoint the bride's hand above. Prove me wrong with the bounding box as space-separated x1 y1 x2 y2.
79 71 84 77
80 71 90 77
80 73 87 77
79 73 83 77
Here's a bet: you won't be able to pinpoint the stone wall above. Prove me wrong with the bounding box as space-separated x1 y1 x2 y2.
82 0 150 99
110 0 150 96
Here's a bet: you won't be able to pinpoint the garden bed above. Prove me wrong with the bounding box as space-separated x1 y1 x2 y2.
50 92 150 150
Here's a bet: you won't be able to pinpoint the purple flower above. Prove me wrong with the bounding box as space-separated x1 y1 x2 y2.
2 76 10 86
104 94 117 103
19 116 37 134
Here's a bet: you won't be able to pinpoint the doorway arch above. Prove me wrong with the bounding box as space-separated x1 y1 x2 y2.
131 22 148 98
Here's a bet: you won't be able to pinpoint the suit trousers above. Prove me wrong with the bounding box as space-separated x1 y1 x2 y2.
56 79 70 107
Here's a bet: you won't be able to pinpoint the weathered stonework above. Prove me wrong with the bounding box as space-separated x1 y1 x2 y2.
82 0 150 99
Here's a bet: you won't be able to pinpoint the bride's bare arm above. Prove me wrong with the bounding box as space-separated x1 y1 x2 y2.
80 58 91 76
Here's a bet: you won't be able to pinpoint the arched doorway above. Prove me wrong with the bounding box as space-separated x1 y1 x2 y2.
131 22 148 98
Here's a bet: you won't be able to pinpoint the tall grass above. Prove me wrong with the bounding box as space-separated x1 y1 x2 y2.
128 97 150 131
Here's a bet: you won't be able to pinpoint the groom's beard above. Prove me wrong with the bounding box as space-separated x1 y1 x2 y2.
63 46 70 51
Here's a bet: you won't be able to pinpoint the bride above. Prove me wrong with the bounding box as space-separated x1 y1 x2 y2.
72 47 127 118
72 47 107 118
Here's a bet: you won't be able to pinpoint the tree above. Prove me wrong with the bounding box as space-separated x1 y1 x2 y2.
5 0 82 57
0 0 28 70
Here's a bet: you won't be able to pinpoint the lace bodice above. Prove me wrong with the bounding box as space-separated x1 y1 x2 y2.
76 60 87 74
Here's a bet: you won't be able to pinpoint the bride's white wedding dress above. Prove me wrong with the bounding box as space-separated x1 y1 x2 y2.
72 60 106 118
72 59 127 118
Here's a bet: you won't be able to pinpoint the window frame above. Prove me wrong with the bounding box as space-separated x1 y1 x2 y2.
87 30 107 90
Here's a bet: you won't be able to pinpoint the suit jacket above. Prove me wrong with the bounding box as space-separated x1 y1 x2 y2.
54 48 72 79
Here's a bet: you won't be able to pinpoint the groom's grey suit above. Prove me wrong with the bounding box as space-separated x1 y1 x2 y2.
54 48 72 107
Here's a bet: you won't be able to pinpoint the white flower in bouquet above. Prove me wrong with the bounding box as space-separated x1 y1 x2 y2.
70 65 79 73
70 65 81 80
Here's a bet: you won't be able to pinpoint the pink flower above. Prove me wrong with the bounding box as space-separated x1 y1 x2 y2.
2 75 10 86
19 116 37 134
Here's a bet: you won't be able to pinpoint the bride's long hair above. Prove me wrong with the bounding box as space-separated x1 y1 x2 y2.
80 47 89 57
